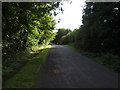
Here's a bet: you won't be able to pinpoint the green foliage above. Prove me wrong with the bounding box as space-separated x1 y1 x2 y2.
53 28 71 44
60 29 80 45
62 3 120 71
80 2 120 53
65 44 120 72
60 2 120 55
2 2 62 77
3 49 31 76
83 52 120 72
3 47 51 88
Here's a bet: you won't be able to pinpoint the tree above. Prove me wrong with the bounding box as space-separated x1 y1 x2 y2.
2 2 63 74
58 2 120 55
53 28 71 44
81 2 120 53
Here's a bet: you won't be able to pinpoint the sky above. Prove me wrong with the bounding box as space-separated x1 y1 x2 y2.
54 0 86 31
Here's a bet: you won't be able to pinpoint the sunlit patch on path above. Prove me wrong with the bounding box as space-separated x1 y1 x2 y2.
49 68 63 74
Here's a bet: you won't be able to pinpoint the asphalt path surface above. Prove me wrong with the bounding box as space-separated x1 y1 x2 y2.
36 45 119 88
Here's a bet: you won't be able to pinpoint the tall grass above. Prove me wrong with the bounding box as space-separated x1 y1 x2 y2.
3 45 51 88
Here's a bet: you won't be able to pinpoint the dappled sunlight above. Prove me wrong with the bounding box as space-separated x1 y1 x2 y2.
30 45 52 53
30 51 36 54
27 45 52 61
29 45 52 60
45 45 52 49
2 1 120 88
49 68 63 74
52 45 56 48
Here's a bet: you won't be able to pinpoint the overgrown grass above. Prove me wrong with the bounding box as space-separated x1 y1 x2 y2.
3 49 31 76
3 45 51 77
3 45 51 88
65 45 120 72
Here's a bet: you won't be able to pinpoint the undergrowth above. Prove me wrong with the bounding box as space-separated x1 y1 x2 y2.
65 45 120 72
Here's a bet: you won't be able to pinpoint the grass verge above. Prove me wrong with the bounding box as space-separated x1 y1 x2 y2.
65 45 120 72
3 45 51 88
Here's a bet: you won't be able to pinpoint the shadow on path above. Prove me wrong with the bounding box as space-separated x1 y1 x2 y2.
36 45 119 88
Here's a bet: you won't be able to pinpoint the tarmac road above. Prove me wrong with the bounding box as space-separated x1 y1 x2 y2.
36 45 119 88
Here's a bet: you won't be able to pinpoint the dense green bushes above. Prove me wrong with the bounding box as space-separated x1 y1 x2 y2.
53 28 71 44
2 2 62 76
60 2 120 55
60 2 120 72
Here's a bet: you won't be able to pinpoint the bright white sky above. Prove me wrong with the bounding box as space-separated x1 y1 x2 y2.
54 0 86 31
